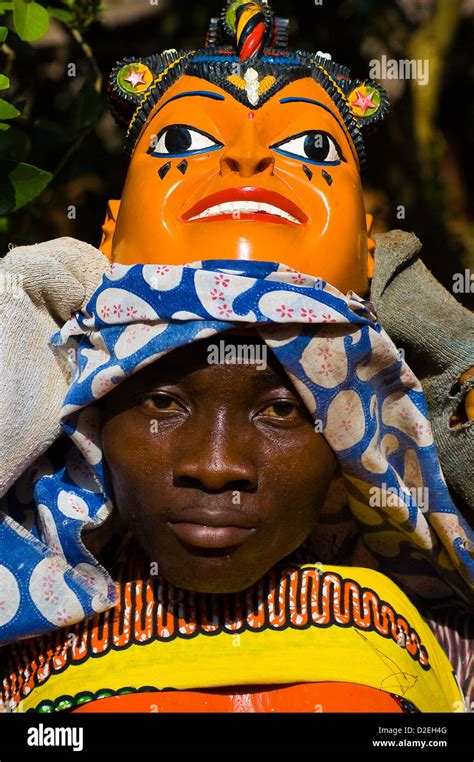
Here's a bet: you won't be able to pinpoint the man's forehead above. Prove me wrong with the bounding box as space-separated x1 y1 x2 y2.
123 336 287 387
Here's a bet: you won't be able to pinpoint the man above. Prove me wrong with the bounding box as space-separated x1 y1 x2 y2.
0 292 466 712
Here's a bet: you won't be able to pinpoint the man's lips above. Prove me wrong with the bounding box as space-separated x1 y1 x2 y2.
167 510 256 549
181 187 308 226
167 522 255 549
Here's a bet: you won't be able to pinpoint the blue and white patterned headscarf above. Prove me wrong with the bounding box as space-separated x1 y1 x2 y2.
1 259 473 644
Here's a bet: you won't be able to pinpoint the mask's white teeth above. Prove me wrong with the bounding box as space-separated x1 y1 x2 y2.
188 200 300 223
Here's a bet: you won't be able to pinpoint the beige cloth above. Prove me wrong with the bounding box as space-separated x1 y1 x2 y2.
0 238 108 498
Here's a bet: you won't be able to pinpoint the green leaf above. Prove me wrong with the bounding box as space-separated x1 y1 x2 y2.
0 124 29 159
0 98 20 119
46 6 73 24
0 74 10 90
13 0 49 42
0 122 10 131
0 26 8 43
0 160 52 214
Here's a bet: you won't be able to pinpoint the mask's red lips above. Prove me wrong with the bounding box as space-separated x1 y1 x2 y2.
181 187 308 226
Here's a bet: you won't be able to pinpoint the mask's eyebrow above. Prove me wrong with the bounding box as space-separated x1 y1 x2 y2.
279 97 358 163
151 90 226 122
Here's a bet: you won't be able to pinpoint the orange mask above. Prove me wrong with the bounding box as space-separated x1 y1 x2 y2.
101 76 377 295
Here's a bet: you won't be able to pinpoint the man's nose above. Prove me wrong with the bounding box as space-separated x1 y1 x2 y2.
173 414 258 492
220 124 274 178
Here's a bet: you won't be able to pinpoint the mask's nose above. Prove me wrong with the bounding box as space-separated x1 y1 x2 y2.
220 120 275 178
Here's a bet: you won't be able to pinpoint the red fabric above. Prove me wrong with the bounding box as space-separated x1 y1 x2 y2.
73 681 404 713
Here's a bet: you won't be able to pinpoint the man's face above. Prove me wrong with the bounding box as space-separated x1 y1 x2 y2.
112 75 370 295
100 335 337 593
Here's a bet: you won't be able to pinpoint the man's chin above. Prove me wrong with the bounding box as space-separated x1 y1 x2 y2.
159 562 268 595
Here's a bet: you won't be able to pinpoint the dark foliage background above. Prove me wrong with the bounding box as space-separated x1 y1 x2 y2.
1 0 473 306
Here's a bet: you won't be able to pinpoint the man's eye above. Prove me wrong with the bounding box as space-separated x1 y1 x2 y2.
142 394 184 413
149 125 223 158
271 130 344 165
259 401 301 419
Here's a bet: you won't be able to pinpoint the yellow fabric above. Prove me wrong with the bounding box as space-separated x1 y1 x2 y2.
5 564 463 713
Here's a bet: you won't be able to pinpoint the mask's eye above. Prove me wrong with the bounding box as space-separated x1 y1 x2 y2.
149 124 223 158
270 130 344 166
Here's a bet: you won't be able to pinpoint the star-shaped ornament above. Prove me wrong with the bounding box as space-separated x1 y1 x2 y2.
124 66 146 89
351 87 378 116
